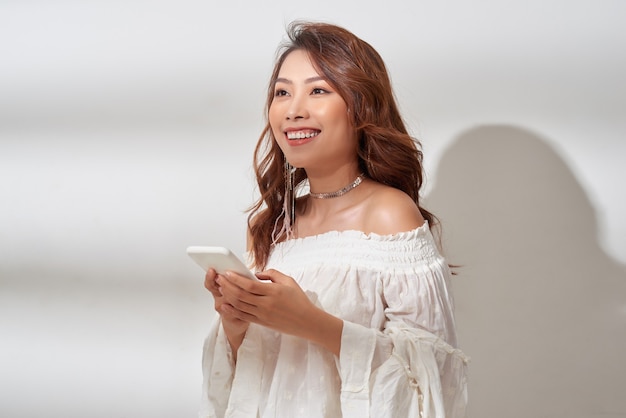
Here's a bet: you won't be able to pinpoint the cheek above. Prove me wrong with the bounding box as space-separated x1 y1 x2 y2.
326 106 353 136
328 100 350 124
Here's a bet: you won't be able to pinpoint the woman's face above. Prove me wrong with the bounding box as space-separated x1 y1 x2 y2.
269 49 357 172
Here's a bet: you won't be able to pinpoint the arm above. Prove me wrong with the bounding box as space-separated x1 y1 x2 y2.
215 187 425 358
205 267 249 362
336 191 465 417
203 230 256 362
216 269 344 356
337 259 467 418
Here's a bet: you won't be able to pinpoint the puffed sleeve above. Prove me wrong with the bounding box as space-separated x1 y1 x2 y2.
199 318 272 418
336 248 469 417
199 316 235 418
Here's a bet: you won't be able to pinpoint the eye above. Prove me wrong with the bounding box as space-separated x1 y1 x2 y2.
311 87 329 95
274 89 289 97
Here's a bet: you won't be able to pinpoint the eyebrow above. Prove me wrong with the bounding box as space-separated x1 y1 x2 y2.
274 76 326 84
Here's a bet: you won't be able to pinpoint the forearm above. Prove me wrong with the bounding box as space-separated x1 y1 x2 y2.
221 320 248 362
217 268 344 356
297 306 344 357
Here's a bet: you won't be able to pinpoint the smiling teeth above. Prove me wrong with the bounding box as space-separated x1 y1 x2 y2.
287 131 319 140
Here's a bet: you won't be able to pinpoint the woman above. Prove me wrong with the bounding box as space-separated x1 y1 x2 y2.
201 22 468 418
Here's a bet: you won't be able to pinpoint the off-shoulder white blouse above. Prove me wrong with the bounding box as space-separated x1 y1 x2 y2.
199 223 469 417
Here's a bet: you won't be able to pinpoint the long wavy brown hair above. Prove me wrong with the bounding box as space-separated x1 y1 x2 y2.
247 21 438 269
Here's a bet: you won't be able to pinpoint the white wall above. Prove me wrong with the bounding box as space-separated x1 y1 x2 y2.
1 1 624 417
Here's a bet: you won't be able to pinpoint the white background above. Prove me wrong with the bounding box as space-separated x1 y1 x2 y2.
1 1 625 417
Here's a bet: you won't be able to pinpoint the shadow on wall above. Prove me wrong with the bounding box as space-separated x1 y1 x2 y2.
425 125 626 418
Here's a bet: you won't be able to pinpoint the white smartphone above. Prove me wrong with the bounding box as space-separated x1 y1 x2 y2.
186 246 258 281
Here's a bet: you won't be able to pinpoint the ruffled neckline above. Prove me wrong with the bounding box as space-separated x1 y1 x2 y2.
276 220 431 248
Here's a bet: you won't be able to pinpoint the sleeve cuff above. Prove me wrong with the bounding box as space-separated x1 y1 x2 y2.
338 320 377 393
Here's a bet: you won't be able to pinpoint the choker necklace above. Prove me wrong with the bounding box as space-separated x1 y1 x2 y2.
309 174 364 199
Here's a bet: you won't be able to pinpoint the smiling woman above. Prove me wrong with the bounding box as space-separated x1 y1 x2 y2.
269 50 355 172
199 21 468 418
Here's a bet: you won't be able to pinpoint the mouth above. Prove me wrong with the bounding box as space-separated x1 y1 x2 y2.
286 129 320 140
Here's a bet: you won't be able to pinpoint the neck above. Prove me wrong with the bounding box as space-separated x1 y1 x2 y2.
309 173 364 199
307 166 361 191
306 165 361 194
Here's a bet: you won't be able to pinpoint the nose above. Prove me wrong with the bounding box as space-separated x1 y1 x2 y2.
286 93 309 120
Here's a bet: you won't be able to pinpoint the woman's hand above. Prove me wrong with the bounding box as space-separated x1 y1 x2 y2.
216 269 343 356
204 268 250 357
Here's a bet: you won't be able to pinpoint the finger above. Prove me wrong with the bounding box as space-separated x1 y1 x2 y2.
256 269 290 285
222 271 266 296
204 268 217 287
220 302 258 323
204 268 222 298
217 274 262 314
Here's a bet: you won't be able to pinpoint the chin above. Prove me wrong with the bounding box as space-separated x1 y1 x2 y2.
282 155 307 169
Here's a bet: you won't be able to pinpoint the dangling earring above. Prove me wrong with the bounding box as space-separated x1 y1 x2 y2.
366 139 374 176
271 159 296 244
285 160 296 235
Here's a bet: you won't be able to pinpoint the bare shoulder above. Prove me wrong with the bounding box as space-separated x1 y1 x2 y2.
363 182 425 235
